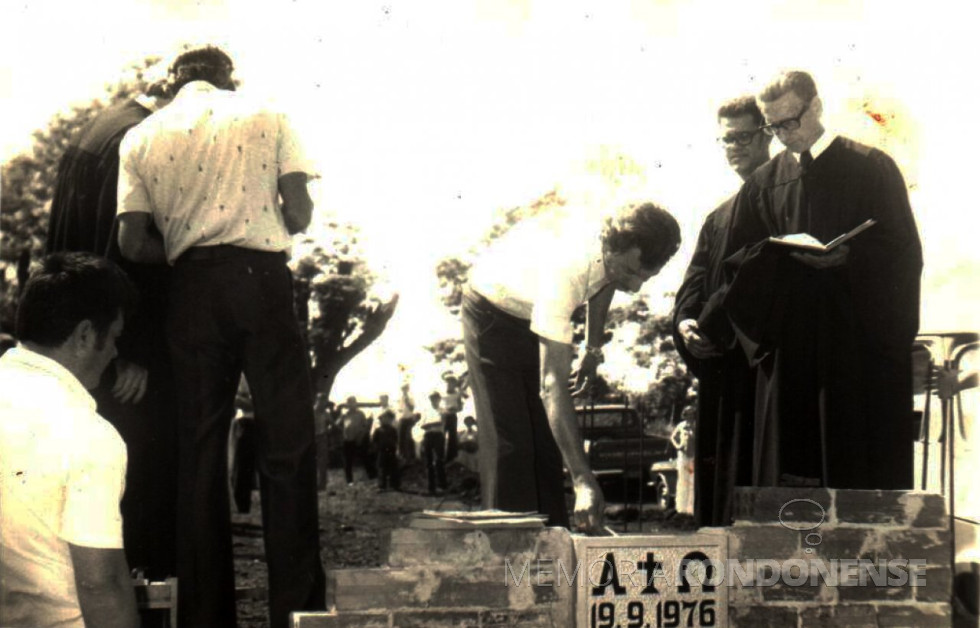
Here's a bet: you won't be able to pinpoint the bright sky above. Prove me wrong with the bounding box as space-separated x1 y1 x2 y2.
2 0 978 401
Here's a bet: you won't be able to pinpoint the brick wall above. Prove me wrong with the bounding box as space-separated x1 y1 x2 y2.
728 487 951 627
292 487 951 627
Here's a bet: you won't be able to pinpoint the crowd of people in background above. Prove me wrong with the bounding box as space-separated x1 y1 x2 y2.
294 372 475 496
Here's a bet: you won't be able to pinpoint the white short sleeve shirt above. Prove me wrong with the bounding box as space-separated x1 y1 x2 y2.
0 348 127 628
468 210 609 344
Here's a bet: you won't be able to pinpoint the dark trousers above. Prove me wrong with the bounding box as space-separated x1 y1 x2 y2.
377 451 400 489
93 353 178 580
315 432 330 490
397 418 417 461
343 439 364 484
443 412 459 462
167 248 325 628
422 430 447 492
461 290 570 527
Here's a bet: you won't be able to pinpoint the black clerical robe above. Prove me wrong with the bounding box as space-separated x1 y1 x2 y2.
46 99 178 578
710 136 922 490
673 197 755 526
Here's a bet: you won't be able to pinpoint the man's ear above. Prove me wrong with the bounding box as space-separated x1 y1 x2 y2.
69 319 97 355
812 96 824 119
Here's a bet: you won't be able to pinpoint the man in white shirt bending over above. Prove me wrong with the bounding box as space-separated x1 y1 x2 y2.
463 202 681 532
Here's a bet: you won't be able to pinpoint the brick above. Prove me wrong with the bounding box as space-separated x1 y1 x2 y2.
879 528 951 565
733 487 832 524
799 604 877 627
809 528 876 561
291 611 390 628
391 610 479 628
908 492 948 528
388 526 573 568
835 490 909 526
761 580 832 602
875 603 952 627
329 567 518 611
729 604 798 627
729 525 801 560
916 565 953 602
479 609 553 626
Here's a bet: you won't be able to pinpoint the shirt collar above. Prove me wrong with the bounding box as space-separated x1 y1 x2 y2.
2 346 96 412
794 131 836 163
174 80 220 100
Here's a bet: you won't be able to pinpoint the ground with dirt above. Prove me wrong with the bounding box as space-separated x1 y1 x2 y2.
231 459 692 627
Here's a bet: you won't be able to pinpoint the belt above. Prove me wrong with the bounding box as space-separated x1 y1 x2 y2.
176 244 286 264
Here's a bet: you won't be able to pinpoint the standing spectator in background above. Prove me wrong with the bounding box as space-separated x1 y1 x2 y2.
396 381 418 462
670 410 696 516
1 253 138 628
341 396 371 485
419 391 448 495
373 410 400 491
116 45 325 628
672 94 772 526
45 63 177 581
314 393 335 491
440 373 465 462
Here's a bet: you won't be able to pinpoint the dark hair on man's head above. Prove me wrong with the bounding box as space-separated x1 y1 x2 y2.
717 95 765 127
601 202 681 270
758 70 818 104
16 253 136 348
169 45 235 92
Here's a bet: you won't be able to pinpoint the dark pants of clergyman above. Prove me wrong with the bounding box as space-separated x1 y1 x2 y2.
167 247 325 628
461 290 570 527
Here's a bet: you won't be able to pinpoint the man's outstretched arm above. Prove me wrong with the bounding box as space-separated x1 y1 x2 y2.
540 337 604 533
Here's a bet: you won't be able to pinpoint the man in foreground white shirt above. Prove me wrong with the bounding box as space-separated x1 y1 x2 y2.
0 252 137 628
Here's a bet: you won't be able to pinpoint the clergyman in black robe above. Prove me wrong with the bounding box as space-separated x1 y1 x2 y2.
46 86 179 578
673 95 770 526
704 71 922 490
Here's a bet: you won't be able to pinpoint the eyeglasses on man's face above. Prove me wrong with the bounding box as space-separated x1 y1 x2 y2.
761 98 813 136
717 128 763 146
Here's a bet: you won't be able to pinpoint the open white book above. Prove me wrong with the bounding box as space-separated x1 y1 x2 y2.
768 218 876 253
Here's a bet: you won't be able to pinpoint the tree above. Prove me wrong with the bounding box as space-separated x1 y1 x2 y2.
292 224 399 399
0 55 398 401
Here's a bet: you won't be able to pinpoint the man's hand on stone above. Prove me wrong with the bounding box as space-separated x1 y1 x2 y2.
678 319 721 359
572 474 605 535
791 243 850 269
113 359 148 404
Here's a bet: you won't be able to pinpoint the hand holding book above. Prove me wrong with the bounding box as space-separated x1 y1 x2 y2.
768 218 876 253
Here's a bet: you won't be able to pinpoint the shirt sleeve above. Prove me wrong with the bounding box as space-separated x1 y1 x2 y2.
277 112 314 177
530 253 588 345
59 422 127 549
116 128 153 215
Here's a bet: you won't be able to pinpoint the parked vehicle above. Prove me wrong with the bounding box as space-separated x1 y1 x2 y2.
574 403 677 507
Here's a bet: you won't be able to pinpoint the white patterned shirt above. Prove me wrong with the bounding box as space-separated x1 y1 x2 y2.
118 81 313 264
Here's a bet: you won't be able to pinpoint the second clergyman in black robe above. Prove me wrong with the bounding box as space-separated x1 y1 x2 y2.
706 135 922 490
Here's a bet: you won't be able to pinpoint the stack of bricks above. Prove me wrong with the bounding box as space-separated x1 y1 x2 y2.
293 525 574 627
728 486 951 627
